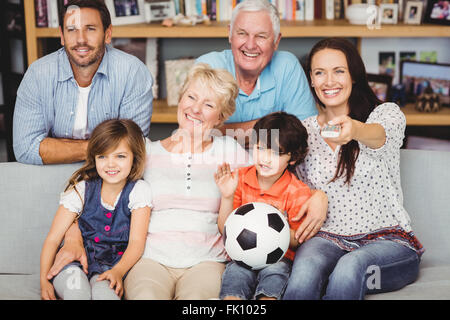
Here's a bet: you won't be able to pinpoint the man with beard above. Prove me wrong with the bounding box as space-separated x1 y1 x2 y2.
13 0 153 165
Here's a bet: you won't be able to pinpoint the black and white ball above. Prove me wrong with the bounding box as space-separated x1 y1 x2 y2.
223 202 290 270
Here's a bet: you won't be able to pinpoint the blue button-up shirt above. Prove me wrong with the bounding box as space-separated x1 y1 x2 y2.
13 45 153 164
196 50 317 123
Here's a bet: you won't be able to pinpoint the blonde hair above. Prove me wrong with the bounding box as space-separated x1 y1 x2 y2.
65 119 146 199
179 63 239 126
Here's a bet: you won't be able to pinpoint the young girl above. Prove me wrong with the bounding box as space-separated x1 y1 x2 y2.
40 119 152 300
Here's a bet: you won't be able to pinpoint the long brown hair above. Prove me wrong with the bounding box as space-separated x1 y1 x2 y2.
306 38 382 184
65 119 146 197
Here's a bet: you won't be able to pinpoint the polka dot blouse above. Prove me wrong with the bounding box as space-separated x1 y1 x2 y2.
296 103 414 237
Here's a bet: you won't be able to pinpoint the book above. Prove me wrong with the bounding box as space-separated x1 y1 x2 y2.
47 0 59 28
305 0 314 20
325 0 334 19
35 0 48 27
295 0 305 20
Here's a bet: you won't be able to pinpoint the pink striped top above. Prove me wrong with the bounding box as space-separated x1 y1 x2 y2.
142 136 250 268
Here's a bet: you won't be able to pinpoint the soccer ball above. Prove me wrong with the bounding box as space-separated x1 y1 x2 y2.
223 202 290 270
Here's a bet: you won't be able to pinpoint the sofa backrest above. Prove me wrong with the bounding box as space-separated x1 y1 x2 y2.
0 162 81 275
0 149 449 275
399 149 450 267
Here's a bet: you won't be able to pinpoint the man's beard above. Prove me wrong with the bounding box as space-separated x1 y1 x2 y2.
65 42 106 68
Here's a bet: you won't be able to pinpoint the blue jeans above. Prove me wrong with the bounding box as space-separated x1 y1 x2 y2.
220 258 291 300
283 237 420 300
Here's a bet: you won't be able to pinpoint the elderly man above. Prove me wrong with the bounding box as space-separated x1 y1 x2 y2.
13 0 153 165
196 0 317 133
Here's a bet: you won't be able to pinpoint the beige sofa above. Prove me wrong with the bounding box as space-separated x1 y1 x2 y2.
0 149 449 299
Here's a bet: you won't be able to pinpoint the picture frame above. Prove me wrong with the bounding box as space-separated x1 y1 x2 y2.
423 0 450 25
367 73 393 102
144 1 176 23
165 59 196 106
379 4 399 24
400 60 450 106
105 0 146 26
404 1 424 24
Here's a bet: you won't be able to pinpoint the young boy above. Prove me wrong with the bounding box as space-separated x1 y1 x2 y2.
214 111 312 300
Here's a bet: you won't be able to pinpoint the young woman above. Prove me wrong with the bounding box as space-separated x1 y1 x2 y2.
283 38 424 300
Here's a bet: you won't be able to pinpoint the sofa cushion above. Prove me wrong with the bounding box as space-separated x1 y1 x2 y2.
0 274 40 300
0 162 81 275
367 266 450 300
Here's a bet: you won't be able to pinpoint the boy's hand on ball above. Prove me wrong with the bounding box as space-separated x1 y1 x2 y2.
214 163 238 199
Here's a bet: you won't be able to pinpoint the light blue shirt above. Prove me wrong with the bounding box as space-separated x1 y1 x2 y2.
13 45 153 165
196 50 317 123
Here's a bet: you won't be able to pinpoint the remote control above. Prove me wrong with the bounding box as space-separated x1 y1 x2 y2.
321 124 341 138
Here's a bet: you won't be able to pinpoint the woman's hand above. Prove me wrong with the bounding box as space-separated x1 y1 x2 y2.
214 163 238 199
325 115 358 145
327 115 386 149
292 190 328 243
97 268 124 298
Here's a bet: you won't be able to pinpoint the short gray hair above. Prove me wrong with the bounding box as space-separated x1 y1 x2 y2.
230 0 280 44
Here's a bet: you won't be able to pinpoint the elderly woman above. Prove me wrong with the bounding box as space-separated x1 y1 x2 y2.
123 64 250 299
47 64 249 300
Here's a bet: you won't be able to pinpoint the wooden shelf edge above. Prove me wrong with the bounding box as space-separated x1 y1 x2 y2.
151 101 450 126
34 21 450 38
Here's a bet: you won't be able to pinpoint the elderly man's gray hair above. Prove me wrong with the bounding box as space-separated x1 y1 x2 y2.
230 0 281 44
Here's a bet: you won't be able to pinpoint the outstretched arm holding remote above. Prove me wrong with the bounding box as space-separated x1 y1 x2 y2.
326 115 386 149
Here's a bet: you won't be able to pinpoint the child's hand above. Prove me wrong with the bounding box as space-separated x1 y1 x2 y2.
214 163 238 199
97 268 124 298
41 280 57 300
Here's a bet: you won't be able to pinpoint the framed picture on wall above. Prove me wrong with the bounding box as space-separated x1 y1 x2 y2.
424 0 450 25
404 1 424 24
105 0 146 25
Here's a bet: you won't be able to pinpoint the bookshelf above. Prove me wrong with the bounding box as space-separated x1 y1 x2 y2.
23 0 450 126
152 100 450 126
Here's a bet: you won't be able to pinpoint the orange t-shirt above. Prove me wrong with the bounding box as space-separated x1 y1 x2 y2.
232 165 312 261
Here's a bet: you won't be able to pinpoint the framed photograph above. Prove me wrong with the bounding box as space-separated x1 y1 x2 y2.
367 73 393 102
379 52 396 78
404 1 424 24
400 60 450 106
379 4 399 24
165 59 195 106
105 0 146 26
424 0 450 25
144 1 176 23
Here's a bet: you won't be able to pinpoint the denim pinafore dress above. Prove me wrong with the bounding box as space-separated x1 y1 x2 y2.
78 178 136 278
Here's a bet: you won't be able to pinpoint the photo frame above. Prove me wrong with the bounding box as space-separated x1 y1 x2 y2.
105 0 146 26
400 60 450 106
404 1 424 24
379 4 399 24
424 0 450 25
144 1 176 23
367 73 393 102
165 59 195 106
